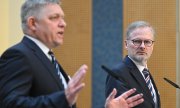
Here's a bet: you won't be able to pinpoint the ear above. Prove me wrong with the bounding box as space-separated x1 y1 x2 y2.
27 17 36 31
124 40 128 50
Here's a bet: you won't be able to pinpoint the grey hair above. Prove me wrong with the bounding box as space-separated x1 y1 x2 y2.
21 0 61 32
126 21 155 40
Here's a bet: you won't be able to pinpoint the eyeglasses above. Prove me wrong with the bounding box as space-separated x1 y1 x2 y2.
130 39 155 47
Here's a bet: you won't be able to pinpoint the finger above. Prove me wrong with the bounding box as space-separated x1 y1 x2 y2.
120 88 136 99
71 65 88 84
73 64 88 77
128 98 144 107
65 83 85 106
68 65 87 89
71 83 85 95
65 83 85 99
105 88 117 108
67 68 86 94
107 88 117 100
71 70 86 87
126 93 143 103
66 65 87 96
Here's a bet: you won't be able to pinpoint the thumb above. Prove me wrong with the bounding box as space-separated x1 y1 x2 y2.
108 88 117 100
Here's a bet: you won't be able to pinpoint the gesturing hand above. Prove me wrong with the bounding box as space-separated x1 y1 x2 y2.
105 88 144 108
65 64 88 106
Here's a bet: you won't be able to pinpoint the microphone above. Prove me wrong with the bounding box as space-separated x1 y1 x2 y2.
101 65 131 89
101 65 121 81
163 77 180 89
101 65 143 95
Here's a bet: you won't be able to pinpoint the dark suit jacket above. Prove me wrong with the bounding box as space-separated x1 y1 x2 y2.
0 37 75 108
105 56 161 108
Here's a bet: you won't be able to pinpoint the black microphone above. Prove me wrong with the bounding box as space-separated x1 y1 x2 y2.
101 65 132 89
101 65 136 90
101 65 121 80
163 77 180 89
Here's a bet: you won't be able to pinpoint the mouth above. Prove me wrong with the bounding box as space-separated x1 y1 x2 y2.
57 31 64 36
137 52 146 55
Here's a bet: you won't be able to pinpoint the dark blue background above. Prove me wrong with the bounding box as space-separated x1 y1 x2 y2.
92 0 123 107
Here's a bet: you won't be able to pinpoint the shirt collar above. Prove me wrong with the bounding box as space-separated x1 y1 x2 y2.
128 56 147 72
25 35 50 59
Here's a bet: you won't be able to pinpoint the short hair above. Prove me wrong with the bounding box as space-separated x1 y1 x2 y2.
126 21 155 40
21 0 61 32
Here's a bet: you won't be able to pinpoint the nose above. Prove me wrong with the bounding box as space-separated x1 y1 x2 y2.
59 19 66 28
139 41 145 48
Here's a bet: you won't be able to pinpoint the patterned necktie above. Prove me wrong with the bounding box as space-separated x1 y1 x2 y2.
142 68 156 103
48 51 64 88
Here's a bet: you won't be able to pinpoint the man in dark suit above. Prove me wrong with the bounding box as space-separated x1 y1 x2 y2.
0 0 87 108
105 21 161 108
0 0 145 107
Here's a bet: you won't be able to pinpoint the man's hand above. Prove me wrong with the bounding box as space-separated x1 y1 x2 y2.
65 64 88 106
105 88 144 108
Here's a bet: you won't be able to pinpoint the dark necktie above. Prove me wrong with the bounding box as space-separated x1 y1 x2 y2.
48 51 64 89
142 68 156 103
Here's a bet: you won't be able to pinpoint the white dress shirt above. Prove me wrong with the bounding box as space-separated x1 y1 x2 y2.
128 56 158 108
25 35 68 89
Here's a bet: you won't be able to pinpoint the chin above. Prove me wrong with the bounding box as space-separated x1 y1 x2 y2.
52 42 62 48
57 40 63 45
59 42 63 45
134 56 146 62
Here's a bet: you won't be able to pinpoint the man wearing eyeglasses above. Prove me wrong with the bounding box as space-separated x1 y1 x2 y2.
105 21 161 108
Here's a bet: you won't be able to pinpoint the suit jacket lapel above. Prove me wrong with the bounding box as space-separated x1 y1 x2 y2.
123 56 155 105
22 37 65 89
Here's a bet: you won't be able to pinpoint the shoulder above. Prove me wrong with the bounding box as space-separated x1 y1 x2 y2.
113 56 137 72
112 62 129 75
0 39 36 69
0 37 38 60
1 43 27 59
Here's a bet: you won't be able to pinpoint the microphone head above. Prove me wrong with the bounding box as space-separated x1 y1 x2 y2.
101 65 120 80
163 77 180 89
